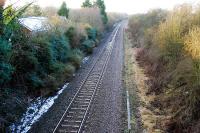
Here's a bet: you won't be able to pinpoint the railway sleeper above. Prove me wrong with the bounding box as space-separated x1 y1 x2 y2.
67 111 85 116
58 129 78 133
74 100 90 104
61 124 79 129
65 115 83 119
77 95 91 98
70 107 87 111
62 121 82 127
71 104 88 108
80 90 94 93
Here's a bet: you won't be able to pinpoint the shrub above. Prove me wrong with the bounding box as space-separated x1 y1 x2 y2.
31 34 53 73
86 27 98 41
0 38 13 84
82 39 95 54
65 26 85 48
68 49 84 69
52 62 75 83
49 31 70 63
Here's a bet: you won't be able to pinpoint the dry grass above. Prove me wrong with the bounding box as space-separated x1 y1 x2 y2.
124 31 140 132
185 27 200 59
133 49 167 133
124 31 170 133
128 3 200 132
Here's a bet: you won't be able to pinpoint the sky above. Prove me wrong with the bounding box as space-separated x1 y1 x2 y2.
5 0 200 14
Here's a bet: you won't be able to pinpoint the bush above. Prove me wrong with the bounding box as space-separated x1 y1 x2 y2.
68 49 84 69
63 63 76 78
49 31 70 63
52 62 75 83
86 27 98 42
0 38 13 84
82 39 95 54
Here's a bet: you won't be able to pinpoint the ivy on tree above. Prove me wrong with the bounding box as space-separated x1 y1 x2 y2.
58 2 69 18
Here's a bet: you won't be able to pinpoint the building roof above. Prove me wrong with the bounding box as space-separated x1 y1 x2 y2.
18 17 50 32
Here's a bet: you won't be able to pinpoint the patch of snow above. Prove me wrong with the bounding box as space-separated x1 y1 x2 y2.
82 56 90 64
10 83 69 133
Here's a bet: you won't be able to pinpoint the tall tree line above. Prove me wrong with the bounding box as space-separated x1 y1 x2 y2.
81 0 108 24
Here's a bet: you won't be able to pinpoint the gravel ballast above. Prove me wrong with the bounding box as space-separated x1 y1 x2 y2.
83 21 127 133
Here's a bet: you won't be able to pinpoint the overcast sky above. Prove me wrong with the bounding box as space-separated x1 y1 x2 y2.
5 0 200 14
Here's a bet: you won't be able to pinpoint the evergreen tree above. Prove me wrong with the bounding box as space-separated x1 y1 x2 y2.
95 0 108 24
82 0 93 8
58 2 69 18
0 0 5 35
0 2 14 85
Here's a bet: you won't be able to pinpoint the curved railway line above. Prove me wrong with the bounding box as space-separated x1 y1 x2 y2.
53 23 121 133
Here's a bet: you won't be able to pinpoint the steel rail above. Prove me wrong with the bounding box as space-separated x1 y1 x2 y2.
53 24 121 133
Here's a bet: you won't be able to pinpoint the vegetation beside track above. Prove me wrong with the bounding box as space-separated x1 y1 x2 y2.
128 4 200 132
0 0 126 131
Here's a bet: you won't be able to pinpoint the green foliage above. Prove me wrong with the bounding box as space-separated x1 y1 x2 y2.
0 63 14 84
52 62 75 84
0 36 13 85
0 88 27 123
82 39 95 54
57 2 69 18
81 27 98 54
50 31 70 63
82 0 93 8
68 49 84 69
0 7 4 34
86 27 97 41
0 2 101 130
65 26 76 47
95 0 108 24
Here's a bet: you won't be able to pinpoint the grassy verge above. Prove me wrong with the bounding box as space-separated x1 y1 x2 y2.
123 30 170 133
123 30 142 132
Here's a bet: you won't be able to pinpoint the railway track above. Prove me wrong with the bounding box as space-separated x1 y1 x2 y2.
53 23 121 133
